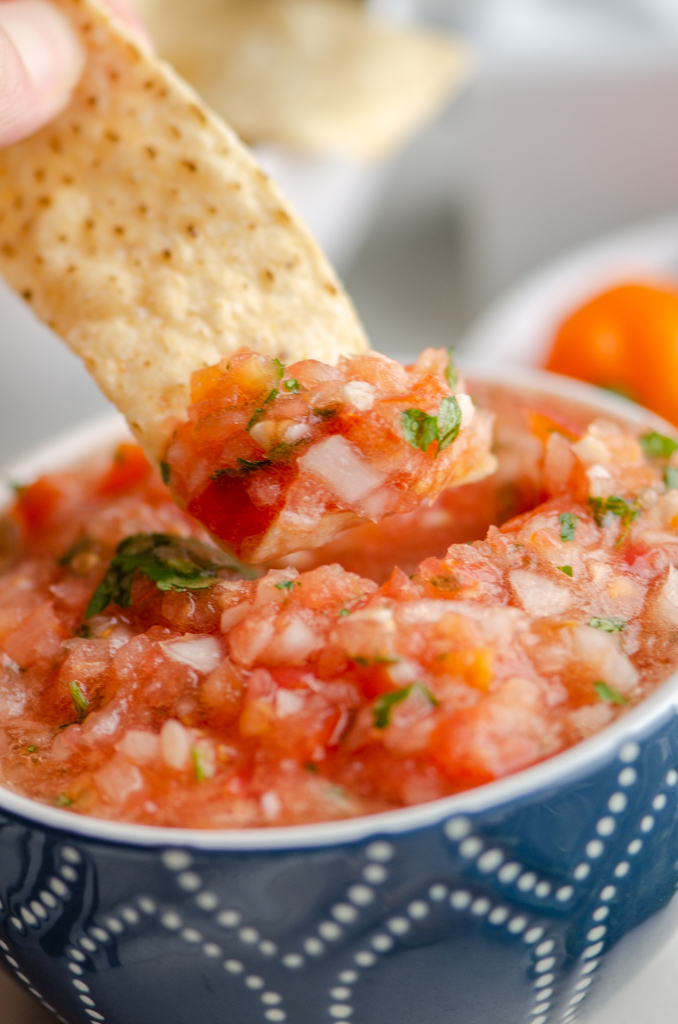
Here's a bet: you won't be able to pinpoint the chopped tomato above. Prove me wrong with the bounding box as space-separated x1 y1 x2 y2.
97 444 152 496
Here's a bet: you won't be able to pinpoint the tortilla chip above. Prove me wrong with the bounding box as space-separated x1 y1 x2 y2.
0 0 368 463
130 0 472 161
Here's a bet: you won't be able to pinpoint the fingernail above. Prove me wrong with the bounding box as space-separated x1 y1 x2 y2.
0 0 84 98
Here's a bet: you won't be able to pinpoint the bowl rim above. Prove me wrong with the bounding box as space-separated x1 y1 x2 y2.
0 366 676 851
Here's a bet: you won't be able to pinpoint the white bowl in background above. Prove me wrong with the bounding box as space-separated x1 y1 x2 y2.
459 212 678 370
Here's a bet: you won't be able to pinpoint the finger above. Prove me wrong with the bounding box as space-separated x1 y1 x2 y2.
0 0 84 147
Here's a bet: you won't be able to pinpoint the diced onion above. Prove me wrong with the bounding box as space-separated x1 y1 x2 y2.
299 436 385 504
456 394 475 429
160 719 190 770
160 636 223 673
341 380 377 411
510 570 573 616
274 618 322 664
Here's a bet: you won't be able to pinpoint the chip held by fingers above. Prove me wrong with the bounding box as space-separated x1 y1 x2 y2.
0 0 495 563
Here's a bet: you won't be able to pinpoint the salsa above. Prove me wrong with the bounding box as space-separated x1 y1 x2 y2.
164 347 495 562
1 389 678 828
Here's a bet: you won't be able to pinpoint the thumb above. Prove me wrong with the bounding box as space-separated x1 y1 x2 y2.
0 0 84 147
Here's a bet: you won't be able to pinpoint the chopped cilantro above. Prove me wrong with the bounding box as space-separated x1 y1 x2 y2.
402 408 438 452
313 406 338 420
665 466 678 491
559 512 578 542
372 684 438 729
594 680 629 706
558 565 573 577
58 535 92 567
283 378 300 393
191 745 215 782
54 793 73 807
589 495 639 532
589 617 626 633
402 397 461 456
68 680 89 718
352 654 396 667
339 608 351 617
211 457 272 479
639 430 678 460
87 533 242 618
160 461 171 485
246 388 279 431
275 579 298 592
437 396 463 451
273 358 285 379
372 687 411 728
26 745 36 754
445 346 458 390
268 439 308 462
305 762 319 773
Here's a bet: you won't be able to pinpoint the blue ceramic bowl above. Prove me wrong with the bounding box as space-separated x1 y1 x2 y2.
1 371 677 1024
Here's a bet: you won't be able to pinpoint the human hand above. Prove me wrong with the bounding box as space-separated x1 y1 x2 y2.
0 0 151 148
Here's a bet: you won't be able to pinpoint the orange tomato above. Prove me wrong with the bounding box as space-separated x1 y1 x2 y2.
545 282 678 425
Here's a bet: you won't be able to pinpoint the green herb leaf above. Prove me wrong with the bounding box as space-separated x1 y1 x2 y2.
313 406 338 420
275 579 297 592
246 388 279 431
558 565 573 577
57 535 92 567
86 533 240 617
160 461 171 485
372 683 438 728
267 439 309 462
283 378 300 393
54 793 73 807
211 457 273 479
665 466 678 490
372 687 412 728
445 346 458 390
589 495 640 532
639 430 678 460
437 396 462 452
191 745 215 782
273 358 285 379
559 512 578 542
589 617 626 633
401 408 439 453
27 745 36 753
305 762 319 773
339 608 350 617
68 679 90 718
402 398 461 455
594 680 629 706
